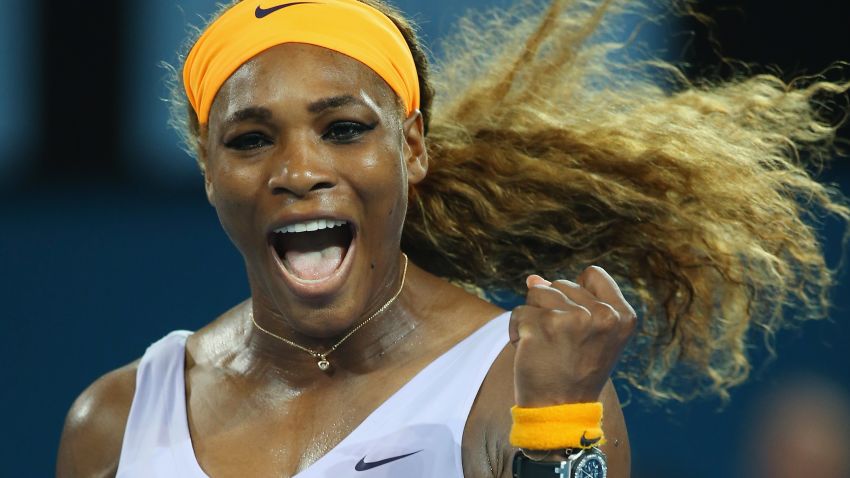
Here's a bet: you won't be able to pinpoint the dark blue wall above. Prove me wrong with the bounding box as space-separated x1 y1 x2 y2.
2 1 849 477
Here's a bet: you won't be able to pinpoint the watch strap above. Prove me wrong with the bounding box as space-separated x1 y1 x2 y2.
512 451 571 478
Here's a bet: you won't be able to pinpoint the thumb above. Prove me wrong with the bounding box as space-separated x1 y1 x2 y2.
526 274 552 288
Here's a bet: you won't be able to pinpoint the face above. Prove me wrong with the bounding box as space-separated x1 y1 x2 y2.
201 43 427 338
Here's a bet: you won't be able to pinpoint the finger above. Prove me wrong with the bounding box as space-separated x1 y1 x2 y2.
525 284 588 315
577 266 635 315
576 266 625 303
549 276 633 336
526 274 551 288
548 278 604 311
509 305 574 345
509 305 541 344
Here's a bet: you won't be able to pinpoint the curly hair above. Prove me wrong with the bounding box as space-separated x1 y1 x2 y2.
168 0 850 401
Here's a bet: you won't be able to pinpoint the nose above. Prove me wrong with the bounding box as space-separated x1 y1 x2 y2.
266 135 337 197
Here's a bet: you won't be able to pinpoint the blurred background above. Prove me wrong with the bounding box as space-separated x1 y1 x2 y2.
1 0 849 476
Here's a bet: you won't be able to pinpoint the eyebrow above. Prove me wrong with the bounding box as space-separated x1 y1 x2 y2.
307 95 366 114
223 106 273 126
222 95 370 126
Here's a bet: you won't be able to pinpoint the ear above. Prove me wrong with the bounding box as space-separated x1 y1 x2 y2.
402 110 428 185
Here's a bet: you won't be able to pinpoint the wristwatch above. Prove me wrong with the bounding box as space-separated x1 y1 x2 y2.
512 447 607 478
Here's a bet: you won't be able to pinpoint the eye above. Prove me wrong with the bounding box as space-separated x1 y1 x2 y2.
322 121 377 143
224 132 272 151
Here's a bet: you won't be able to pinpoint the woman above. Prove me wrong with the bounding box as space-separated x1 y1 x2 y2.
57 0 848 477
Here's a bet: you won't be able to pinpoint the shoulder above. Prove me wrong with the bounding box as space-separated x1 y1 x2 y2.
56 359 140 478
463 344 631 477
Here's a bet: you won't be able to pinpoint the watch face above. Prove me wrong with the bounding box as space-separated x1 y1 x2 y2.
574 452 607 478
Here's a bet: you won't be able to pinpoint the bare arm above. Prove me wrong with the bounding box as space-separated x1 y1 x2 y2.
499 380 630 477
596 379 631 476
464 266 636 478
56 361 138 478
463 346 630 478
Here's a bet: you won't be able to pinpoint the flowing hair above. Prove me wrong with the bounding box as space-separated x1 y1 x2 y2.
168 0 850 401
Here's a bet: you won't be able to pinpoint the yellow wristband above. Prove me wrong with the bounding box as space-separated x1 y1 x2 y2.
509 402 605 450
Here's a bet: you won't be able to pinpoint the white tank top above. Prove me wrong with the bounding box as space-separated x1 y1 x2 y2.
117 311 510 477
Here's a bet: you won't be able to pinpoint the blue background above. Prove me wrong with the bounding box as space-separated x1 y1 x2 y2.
1 0 848 476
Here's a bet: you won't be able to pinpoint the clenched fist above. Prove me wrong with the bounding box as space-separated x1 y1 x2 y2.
509 266 637 407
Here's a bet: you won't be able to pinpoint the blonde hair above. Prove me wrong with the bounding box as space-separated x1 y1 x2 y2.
169 0 850 401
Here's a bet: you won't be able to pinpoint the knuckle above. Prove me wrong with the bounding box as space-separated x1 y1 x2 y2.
597 315 619 332
591 302 617 322
580 264 605 279
590 301 617 317
511 305 530 317
623 310 638 334
542 310 567 334
541 310 572 337
593 303 633 335
510 306 534 327
572 305 593 321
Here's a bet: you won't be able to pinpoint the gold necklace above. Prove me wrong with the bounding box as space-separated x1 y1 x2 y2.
250 253 409 371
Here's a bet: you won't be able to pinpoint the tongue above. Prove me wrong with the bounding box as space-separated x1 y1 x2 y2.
284 246 344 280
275 225 351 281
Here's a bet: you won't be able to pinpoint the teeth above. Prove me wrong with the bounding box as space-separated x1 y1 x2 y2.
275 219 347 234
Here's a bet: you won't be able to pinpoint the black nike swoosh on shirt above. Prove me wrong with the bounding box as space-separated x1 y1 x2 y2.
354 450 423 471
255 2 318 19
580 431 601 448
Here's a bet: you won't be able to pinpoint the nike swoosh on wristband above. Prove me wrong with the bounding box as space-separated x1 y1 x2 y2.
580 431 601 448
354 450 423 471
255 2 318 19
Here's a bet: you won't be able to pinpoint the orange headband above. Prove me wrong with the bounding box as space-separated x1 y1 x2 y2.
183 0 420 125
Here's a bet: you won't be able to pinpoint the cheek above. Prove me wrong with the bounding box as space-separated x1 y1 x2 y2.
365 169 409 241
352 143 408 213
208 164 264 250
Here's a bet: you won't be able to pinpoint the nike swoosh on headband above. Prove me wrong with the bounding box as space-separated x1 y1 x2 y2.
580 431 602 447
354 450 423 471
255 2 319 19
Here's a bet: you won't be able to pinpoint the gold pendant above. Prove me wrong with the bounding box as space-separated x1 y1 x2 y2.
317 357 331 371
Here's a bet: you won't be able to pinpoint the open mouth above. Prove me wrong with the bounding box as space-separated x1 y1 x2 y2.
270 219 354 282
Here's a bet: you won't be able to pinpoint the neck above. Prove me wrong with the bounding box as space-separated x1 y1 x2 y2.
244 256 421 383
